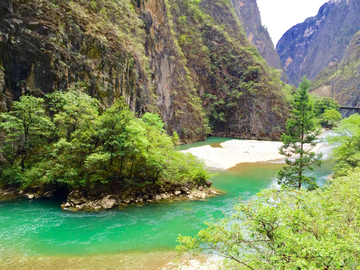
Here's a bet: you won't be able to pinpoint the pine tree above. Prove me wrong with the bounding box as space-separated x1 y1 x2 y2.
277 76 323 189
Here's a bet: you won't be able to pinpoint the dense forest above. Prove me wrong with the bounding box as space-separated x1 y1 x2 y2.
0 89 210 208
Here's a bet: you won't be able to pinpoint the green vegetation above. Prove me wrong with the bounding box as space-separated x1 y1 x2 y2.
0 91 209 191
177 170 360 269
328 113 360 177
277 77 323 189
312 96 342 128
166 0 289 137
177 95 360 268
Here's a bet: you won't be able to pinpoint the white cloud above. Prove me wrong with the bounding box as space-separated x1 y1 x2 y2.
257 0 328 46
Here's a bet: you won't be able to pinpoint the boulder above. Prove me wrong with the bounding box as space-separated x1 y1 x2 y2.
160 193 169 199
101 195 116 209
205 180 213 187
26 193 35 200
44 190 55 198
174 190 181 196
181 187 190 194
67 190 86 205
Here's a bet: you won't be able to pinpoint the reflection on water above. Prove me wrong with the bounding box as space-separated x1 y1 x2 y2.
0 137 334 269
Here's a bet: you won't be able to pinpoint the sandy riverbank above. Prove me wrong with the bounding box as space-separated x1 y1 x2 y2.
182 139 328 170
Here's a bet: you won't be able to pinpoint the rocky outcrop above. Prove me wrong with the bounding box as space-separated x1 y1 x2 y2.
0 180 219 210
0 0 206 143
60 181 219 211
232 0 288 82
168 0 289 140
310 30 360 107
277 0 360 86
0 0 288 143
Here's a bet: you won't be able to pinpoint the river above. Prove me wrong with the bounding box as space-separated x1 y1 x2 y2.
0 137 334 269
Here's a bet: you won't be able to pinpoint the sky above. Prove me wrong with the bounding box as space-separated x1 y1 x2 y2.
257 0 329 46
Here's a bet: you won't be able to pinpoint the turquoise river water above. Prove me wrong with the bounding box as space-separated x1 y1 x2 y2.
0 137 334 267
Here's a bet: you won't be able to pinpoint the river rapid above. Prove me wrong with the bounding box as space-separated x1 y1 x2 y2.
0 137 334 269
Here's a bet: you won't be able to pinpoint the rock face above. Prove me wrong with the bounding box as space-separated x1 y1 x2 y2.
232 0 288 82
277 0 360 86
310 30 360 108
0 0 288 142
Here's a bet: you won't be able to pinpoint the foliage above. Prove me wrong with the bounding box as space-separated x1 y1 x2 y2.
167 0 289 137
328 113 360 177
0 91 209 190
320 108 342 128
177 170 360 269
313 96 340 118
277 77 323 189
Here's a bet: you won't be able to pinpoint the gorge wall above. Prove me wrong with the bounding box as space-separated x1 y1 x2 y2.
232 0 288 83
310 30 360 107
0 0 288 143
277 0 360 86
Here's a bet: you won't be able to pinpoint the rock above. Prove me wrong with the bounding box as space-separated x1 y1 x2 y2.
34 193 42 199
44 191 55 198
205 180 212 187
174 190 181 196
64 202 71 207
181 187 190 194
142 195 149 201
200 193 206 199
101 195 116 209
67 190 86 205
160 193 168 199
198 186 203 191
26 193 35 200
155 195 162 201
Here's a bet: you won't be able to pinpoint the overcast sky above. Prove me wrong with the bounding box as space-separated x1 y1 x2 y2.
257 0 329 46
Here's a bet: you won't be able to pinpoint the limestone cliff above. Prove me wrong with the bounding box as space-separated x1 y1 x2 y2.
232 0 288 82
277 0 360 86
311 30 360 107
0 0 289 142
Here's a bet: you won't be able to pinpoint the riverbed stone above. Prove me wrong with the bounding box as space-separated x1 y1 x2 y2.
205 180 213 187
68 190 86 205
101 195 116 209
26 193 35 199
44 191 55 198
174 190 181 196
181 187 190 194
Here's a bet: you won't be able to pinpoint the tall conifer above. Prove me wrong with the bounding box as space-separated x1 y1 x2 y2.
277 76 323 189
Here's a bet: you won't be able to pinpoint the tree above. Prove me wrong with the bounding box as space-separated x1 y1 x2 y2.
328 113 360 177
177 170 360 269
277 76 323 189
0 96 54 184
313 96 340 118
320 108 342 128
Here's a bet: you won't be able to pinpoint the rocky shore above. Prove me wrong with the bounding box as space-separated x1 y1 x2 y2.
0 180 220 211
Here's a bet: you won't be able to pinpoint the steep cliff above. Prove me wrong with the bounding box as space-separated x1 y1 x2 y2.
310 30 360 107
232 0 288 82
277 0 360 86
0 0 288 142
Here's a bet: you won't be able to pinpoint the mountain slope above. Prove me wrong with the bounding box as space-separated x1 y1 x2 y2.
0 0 289 142
310 30 360 107
277 0 360 86
232 0 288 82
